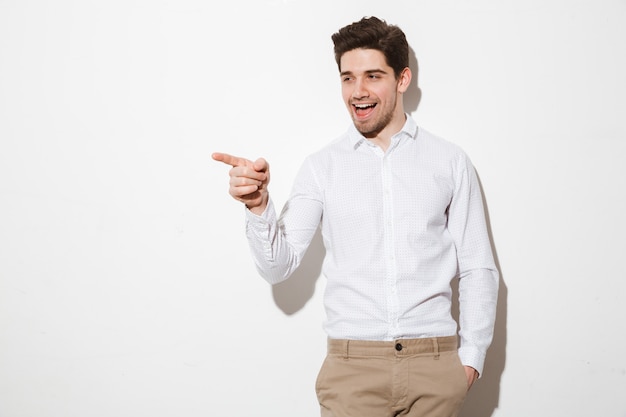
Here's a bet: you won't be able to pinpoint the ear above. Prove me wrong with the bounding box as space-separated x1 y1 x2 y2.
397 67 412 93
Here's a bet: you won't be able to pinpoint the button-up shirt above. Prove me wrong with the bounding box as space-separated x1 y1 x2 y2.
245 116 499 374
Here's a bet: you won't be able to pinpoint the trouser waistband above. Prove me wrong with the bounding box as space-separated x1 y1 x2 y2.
327 336 458 358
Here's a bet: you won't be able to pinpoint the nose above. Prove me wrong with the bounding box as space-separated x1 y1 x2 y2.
352 78 369 99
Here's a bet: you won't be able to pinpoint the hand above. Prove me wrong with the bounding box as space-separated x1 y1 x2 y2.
464 366 479 390
212 152 270 214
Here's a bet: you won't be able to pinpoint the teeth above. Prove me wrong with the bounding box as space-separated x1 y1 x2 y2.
354 104 374 109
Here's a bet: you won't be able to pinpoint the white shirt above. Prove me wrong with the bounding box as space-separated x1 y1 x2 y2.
245 116 499 374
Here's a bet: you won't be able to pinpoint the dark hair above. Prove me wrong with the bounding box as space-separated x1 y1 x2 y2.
331 16 409 78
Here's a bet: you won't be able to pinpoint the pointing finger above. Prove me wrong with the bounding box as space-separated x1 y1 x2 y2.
212 152 248 168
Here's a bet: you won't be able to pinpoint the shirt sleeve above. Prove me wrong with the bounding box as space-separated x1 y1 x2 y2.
245 157 323 285
447 151 499 376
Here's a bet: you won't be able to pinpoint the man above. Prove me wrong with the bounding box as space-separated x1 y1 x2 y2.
213 16 498 417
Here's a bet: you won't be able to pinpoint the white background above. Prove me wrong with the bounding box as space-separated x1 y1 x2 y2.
1 0 625 416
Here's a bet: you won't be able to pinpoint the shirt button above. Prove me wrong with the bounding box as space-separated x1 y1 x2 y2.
395 343 403 351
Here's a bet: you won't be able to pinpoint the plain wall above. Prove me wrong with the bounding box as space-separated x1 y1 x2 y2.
1 0 625 416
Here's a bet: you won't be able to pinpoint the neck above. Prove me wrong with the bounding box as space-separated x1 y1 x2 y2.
364 111 407 151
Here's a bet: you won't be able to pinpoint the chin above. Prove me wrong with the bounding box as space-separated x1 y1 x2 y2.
353 119 380 135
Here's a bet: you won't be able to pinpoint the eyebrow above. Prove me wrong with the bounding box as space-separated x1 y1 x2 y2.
340 69 389 77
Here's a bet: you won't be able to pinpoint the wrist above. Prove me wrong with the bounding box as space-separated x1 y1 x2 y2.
246 194 268 215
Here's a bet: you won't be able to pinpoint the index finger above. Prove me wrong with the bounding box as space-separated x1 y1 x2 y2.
211 152 248 167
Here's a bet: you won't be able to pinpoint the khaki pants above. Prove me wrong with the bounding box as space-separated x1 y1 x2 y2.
315 336 468 417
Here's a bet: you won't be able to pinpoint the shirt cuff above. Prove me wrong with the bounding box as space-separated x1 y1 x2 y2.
458 344 486 377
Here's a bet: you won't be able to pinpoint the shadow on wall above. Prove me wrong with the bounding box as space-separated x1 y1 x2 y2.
272 227 325 314
406 46 422 114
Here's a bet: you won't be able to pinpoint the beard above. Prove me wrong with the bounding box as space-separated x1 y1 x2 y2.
353 109 394 138
351 97 397 138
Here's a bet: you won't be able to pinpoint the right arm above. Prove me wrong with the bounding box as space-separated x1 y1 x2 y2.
212 153 322 284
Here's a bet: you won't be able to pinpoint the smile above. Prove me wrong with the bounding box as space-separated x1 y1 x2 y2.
353 103 377 119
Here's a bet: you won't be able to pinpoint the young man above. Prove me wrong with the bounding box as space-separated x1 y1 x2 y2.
213 16 498 417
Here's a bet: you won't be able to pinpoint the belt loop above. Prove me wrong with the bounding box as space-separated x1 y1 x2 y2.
433 338 440 360
343 340 349 360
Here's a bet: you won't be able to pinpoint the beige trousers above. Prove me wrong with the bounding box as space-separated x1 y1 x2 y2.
315 336 468 417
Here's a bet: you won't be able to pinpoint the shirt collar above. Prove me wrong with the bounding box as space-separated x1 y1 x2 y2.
348 114 419 150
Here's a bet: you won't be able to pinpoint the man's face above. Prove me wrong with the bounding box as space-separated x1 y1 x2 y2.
339 48 409 138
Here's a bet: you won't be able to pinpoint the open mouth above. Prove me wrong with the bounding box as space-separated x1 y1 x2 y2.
353 103 376 118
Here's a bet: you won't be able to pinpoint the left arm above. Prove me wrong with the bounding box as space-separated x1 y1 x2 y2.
447 152 499 378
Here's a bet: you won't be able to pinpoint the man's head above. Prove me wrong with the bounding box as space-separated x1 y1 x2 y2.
331 16 409 79
332 17 411 141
